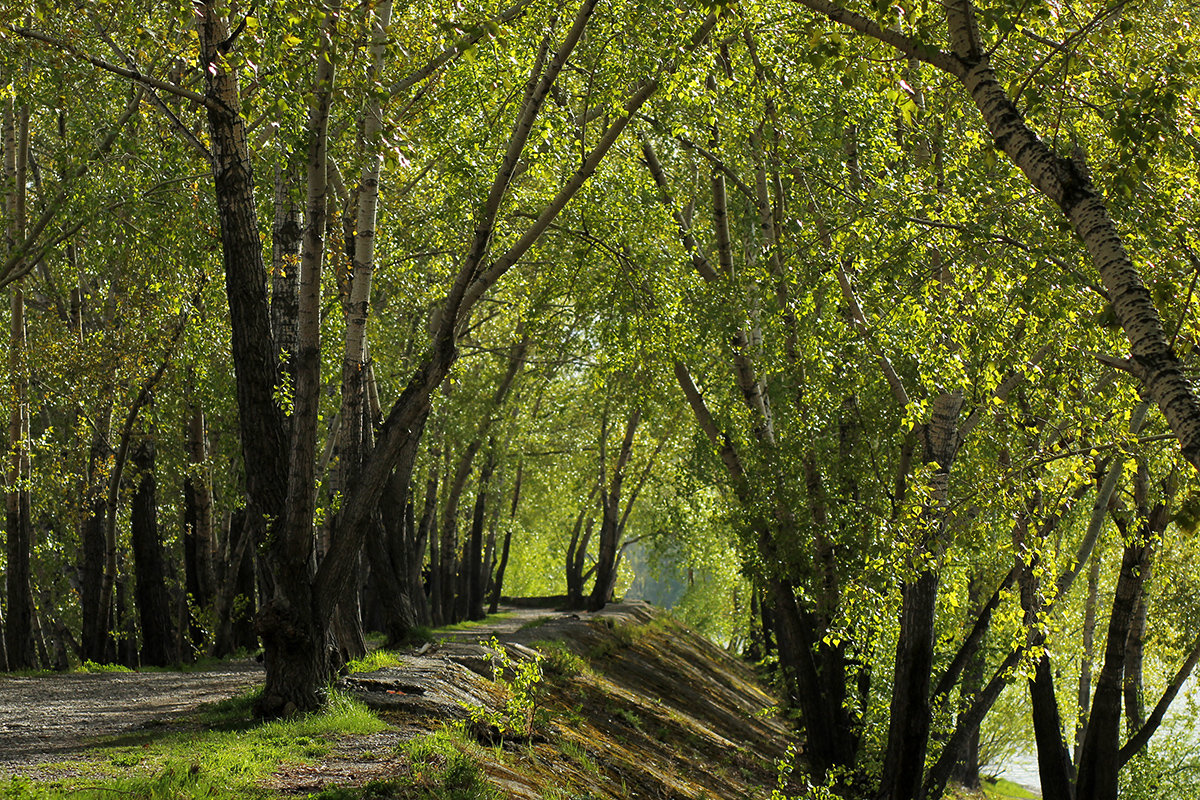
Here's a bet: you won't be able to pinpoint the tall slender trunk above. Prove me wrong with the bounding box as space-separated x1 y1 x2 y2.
489 459 523 613
589 407 641 611
258 7 338 716
465 452 494 620
1075 538 1104 761
131 434 176 667
5 289 34 669
879 392 962 800
413 458 439 626
4 98 34 670
271 160 302 378
1075 540 1148 800
182 399 216 654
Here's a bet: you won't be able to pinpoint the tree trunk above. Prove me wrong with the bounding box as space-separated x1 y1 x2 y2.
5 289 34 669
258 7 338 715
131 435 176 667
589 407 640 611
115 567 136 668
951 573 987 791
182 401 216 655
1075 540 1148 800
1075 538 1104 761
413 461 438 626
466 453 494 620
271 160 302 377
79 426 111 663
438 440 481 624
489 459 523 613
879 392 962 800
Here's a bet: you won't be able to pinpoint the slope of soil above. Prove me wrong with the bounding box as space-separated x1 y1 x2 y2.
340 603 798 798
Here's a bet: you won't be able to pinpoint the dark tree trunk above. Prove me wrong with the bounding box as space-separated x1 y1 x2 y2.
438 441 480 625
413 465 438 626
879 570 939 800
1029 654 1076 800
5 454 34 670
79 491 108 663
1075 539 1104 761
182 402 216 655
466 454 493 620
1076 540 1152 800
951 573 987 791
566 508 595 609
489 527 514 614
0 600 7 671
746 589 764 662
231 539 259 653
488 459 522 614
589 407 642 612
115 568 137 668
131 437 176 667
771 580 858 781
365 516 416 645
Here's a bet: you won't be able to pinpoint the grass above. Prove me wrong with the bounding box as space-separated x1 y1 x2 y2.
346 648 405 674
75 660 134 674
532 640 588 678
436 612 517 634
0 689 386 800
396 725 502 799
982 777 1038 799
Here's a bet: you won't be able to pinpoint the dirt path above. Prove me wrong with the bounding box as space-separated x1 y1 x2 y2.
0 605 560 778
0 661 263 776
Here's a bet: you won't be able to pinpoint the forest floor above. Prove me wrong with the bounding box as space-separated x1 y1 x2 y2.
0 602 800 798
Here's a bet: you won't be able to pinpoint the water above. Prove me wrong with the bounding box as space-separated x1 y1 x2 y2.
996 750 1042 797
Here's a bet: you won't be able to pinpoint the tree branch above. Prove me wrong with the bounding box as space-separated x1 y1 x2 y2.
7 26 220 112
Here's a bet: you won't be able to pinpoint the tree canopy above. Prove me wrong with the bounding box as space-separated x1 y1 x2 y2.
2 0 1200 797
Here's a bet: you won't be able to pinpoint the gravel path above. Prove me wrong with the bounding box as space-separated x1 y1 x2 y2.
0 661 263 776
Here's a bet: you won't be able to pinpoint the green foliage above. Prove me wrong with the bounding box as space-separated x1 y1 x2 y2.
465 637 548 739
75 661 133 674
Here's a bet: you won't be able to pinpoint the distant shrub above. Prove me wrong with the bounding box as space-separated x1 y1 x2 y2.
346 649 404 674
76 661 133 674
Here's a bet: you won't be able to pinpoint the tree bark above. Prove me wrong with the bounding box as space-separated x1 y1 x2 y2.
182 400 216 655
5 289 34 669
4 97 35 670
257 7 338 716
589 406 641 611
466 452 494 620
1075 540 1148 800
489 459 523 613
1076 537 1103 761
131 435 176 667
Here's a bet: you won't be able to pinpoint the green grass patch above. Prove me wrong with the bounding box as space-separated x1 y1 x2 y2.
0 690 386 800
532 640 587 678
398 726 501 799
435 612 517 635
518 615 555 631
346 649 405 674
75 660 134 674
982 777 1038 799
